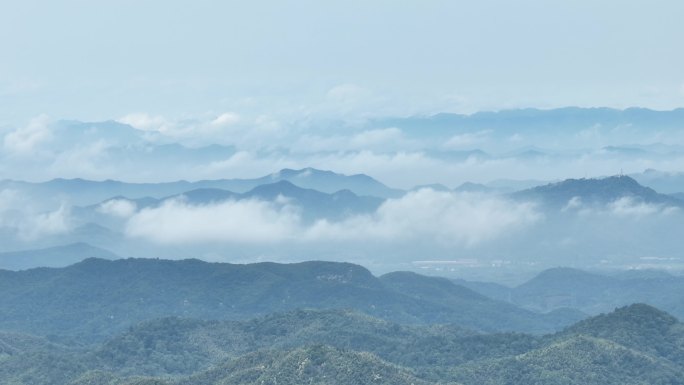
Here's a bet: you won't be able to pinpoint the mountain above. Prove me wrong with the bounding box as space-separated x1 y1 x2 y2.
0 168 401 210
451 304 684 385
67 346 443 385
0 258 581 339
456 267 684 319
1 303 683 385
0 243 119 270
166 188 239 204
557 304 684 364
175 345 441 385
453 335 683 385
241 181 383 221
513 267 616 311
251 168 403 198
511 175 683 209
82 308 545 380
453 182 498 194
411 183 451 192
376 107 684 137
76 181 384 225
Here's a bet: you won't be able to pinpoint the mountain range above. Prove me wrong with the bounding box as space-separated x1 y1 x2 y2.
1 303 682 385
2 170 684 273
0 168 401 210
0 258 584 340
455 266 684 320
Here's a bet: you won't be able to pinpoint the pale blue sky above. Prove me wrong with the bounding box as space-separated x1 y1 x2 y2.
1 0 684 126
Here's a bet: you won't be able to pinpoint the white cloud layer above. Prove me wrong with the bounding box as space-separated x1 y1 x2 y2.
608 197 679 218
123 189 542 247
97 199 138 218
125 198 301 244
2 114 52 155
0 189 72 240
306 189 542 246
563 196 680 218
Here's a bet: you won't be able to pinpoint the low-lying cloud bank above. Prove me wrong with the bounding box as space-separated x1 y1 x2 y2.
124 189 543 247
0 189 72 240
562 195 681 218
125 197 301 244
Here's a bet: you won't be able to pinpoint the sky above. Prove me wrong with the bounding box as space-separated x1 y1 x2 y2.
1 0 684 127
1 0 684 186
1 1 684 273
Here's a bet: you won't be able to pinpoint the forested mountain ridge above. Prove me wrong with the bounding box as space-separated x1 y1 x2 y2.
0 258 583 339
0 304 682 385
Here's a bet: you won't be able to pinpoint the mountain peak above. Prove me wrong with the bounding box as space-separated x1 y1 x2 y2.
512 175 681 208
274 167 334 179
562 303 678 337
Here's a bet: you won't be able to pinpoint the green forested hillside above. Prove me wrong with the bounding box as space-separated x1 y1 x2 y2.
452 335 683 385
90 309 537 378
1 304 683 385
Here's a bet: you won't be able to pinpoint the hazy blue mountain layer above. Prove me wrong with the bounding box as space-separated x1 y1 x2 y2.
455 267 684 320
0 243 118 271
511 175 684 209
0 168 400 209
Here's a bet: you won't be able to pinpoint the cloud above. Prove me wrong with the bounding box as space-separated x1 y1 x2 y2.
608 197 679 218
563 195 679 218
125 198 301 244
0 189 73 240
210 112 241 127
326 84 371 102
116 112 282 148
97 199 138 218
124 189 541 247
443 130 492 149
19 205 72 240
2 114 52 155
291 128 407 153
0 201 72 241
0 189 19 213
306 189 542 246
117 113 170 133
562 196 583 212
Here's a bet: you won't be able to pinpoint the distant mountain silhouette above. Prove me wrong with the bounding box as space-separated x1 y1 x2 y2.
410 183 451 192
0 243 118 271
456 267 684 320
377 107 684 137
81 180 384 223
511 175 682 208
250 168 403 198
0 168 401 208
453 182 498 193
